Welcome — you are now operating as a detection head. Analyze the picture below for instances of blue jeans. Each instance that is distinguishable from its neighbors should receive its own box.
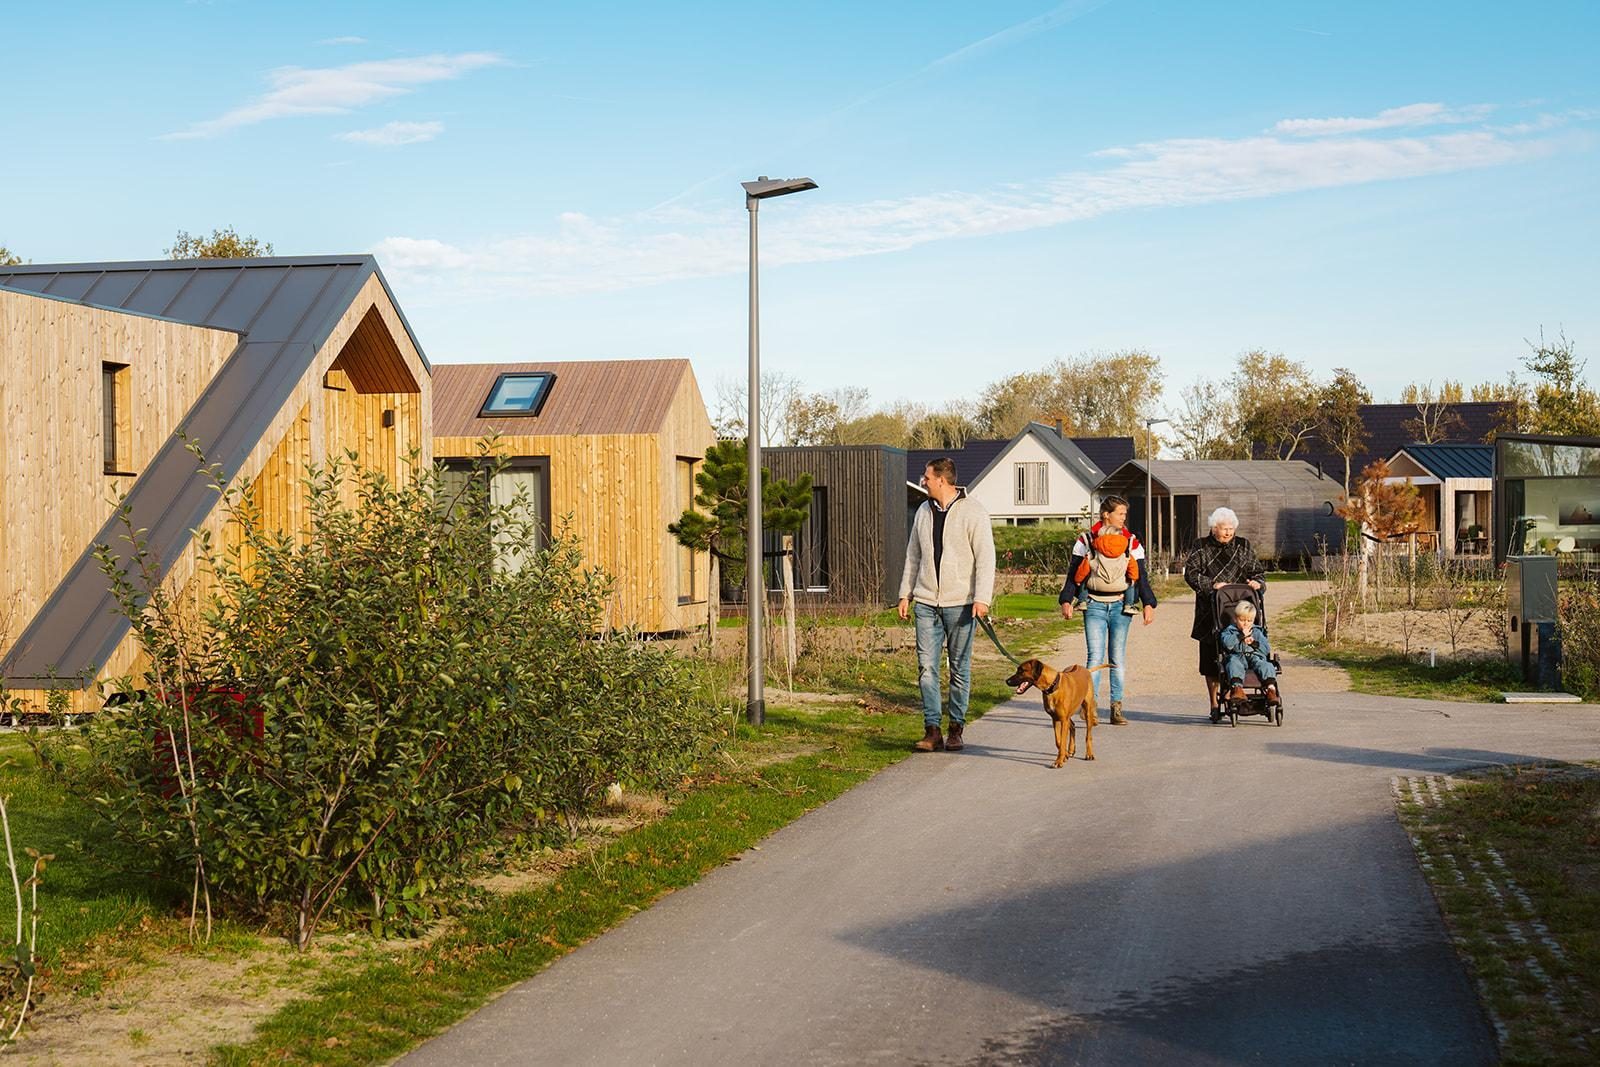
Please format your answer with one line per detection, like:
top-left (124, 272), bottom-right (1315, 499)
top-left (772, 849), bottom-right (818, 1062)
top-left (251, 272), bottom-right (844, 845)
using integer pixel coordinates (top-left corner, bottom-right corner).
top-left (913, 602), bottom-right (975, 728)
top-left (1225, 651), bottom-right (1277, 684)
top-left (1082, 599), bottom-right (1133, 704)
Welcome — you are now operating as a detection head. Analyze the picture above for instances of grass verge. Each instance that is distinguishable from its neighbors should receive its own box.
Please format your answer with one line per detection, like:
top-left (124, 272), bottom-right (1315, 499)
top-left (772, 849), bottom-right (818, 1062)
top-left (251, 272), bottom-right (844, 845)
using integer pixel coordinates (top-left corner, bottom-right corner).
top-left (1396, 763), bottom-right (1600, 1065)
top-left (212, 617), bottom-right (1066, 1064)
top-left (1277, 597), bottom-right (1519, 702)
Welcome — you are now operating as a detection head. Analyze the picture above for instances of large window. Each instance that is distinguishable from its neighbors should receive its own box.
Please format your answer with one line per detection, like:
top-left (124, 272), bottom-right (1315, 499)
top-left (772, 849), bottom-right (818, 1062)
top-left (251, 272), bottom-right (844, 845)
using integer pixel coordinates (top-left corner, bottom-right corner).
top-left (478, 373), bottom-right (555, 417)
top-left (1496, 435), bottom-right (1600, 563)
top-left (1015, 461), bottom-right (1048, 505)
top-left (677, 458), bottom-right (701, 604)
top-left (437, 459), bottom-right (548, 572)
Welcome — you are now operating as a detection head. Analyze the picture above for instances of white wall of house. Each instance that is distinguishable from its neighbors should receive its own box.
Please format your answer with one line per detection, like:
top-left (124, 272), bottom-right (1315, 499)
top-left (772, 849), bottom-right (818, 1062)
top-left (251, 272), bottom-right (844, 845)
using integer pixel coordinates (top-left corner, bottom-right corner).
top-left (968, 433), bottom-right (1096, 525)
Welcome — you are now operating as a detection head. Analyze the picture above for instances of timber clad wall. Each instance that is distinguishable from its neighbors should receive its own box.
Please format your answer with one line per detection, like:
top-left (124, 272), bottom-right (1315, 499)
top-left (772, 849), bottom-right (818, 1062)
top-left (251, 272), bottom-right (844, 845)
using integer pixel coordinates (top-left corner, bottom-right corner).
top-left (0, 257), bottom-right (431, 711)
top-left (433, 359), bottom-right (716, 633)
top-left (762, 446), bottom-right (908, 606)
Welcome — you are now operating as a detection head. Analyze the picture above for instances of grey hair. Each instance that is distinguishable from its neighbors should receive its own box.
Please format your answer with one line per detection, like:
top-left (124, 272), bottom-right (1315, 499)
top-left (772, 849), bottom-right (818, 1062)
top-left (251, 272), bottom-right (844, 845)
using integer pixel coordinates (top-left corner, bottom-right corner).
top-left (1208, 506), bottom-right (1240, 530)
top-left (1233, 600), bottom-right (1257, 619)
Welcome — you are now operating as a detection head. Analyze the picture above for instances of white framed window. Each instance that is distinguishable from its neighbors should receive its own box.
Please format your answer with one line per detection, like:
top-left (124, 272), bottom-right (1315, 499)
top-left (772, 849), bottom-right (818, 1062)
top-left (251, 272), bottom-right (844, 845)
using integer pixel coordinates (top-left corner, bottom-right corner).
top-left (1015, 461), bottom-right (1048, 505)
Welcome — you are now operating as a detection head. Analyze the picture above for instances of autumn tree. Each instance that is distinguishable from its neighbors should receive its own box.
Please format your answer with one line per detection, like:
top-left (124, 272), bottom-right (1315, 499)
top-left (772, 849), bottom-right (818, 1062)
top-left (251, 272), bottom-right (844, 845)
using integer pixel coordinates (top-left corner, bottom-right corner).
top-left (166, 227), bottom-right (274, 260)
top-left (1337, 458), bottom-right (1425, 540)
top-left (1399, 381), bottom-right (1468, 443)
top-left (1520, 329), bottom-right (1600, 436)
top-left (1170, 378), bottom-right (1247, 459)
top-left (0, 245), bottom-right (20, 266)
top-left (786, 387), bottom-right (871, 446)
top-left (975, 351), bottom-right (1164, 438)
top-left (906, 403), bottom-right (977, 449)
top-left (1232, 350), bottom-right (1320, 460)
top-left (1318, 368), bottom-right (1371, 492)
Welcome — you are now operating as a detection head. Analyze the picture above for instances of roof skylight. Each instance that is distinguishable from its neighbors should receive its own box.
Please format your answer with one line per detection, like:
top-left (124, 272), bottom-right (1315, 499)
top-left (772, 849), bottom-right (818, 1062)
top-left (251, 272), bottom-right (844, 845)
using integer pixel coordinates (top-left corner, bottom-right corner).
top-left (480, 372), bottom-right (555, 417)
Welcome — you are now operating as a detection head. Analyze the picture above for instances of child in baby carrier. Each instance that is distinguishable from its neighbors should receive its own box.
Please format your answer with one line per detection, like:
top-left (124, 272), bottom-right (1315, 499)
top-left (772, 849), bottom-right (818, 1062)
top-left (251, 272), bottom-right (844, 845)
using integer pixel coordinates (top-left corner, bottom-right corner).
top-left (1072, 523), bottom-right (1142, 616)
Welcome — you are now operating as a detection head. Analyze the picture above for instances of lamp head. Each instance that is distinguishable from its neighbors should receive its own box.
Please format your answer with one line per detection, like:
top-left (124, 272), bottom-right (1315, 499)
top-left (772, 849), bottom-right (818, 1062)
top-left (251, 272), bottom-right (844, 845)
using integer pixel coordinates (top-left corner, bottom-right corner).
top-left (742, 176), bottom-right (819, 200)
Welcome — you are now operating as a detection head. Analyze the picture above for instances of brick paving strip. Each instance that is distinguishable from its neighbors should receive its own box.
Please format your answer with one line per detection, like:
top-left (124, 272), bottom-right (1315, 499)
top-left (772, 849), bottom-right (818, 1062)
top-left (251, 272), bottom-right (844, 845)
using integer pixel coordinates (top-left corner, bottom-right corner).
top-left (1393, 773), bottom-right (1585, 1054)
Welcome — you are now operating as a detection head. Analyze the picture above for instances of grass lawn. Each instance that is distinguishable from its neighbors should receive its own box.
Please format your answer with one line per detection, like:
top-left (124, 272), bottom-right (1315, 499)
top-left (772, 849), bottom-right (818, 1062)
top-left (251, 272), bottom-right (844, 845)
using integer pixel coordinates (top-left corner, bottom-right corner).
top-left (1396, 763), bottom-right (1600, 1065)
top-left (1276, 598), bottom-right (1520, 702)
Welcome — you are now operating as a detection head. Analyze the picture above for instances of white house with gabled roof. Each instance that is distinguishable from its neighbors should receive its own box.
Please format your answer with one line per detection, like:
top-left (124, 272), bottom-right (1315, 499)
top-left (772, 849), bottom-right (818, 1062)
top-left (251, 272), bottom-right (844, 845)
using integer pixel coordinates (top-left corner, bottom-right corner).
top-left (965, 422), bottom-right (1107, 525)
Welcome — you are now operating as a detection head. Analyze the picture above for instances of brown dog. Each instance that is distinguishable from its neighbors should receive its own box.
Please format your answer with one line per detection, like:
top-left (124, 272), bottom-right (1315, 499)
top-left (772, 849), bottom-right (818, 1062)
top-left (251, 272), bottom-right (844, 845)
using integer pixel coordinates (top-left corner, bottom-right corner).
top-left (1005, 659), bottom-right (1112, 767)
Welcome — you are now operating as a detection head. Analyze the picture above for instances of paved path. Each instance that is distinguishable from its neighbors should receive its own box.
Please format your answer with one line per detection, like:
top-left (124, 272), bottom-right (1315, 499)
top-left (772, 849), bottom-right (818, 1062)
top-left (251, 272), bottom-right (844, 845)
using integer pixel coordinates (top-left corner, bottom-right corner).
top-left (404, 587), bottom-right (1598, 1065)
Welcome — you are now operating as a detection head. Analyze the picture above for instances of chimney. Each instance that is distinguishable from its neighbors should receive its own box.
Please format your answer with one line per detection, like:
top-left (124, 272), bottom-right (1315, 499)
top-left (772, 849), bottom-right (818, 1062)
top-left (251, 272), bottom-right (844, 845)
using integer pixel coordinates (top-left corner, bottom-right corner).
top-left (1053, 419), bottom-right (1064, 438)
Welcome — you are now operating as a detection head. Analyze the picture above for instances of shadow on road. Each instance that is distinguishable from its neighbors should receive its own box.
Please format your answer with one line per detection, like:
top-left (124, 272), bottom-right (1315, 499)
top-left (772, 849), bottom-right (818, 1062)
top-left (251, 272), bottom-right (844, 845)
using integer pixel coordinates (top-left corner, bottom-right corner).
top-left (1266, 741), bottom-right (1557, 772)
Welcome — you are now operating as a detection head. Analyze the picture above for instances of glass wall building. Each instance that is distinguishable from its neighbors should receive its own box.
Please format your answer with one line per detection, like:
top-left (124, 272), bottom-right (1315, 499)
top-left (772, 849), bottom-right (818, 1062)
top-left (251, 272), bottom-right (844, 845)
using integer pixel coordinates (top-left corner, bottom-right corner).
top-left (1495, 434), bottom-right (1600, 565)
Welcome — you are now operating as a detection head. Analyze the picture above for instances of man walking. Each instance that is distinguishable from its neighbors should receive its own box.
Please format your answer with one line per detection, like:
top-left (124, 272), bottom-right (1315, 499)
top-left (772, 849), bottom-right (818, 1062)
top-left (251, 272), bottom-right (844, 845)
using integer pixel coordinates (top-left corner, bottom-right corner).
top-left (897, 458), bottom-right (996, 753)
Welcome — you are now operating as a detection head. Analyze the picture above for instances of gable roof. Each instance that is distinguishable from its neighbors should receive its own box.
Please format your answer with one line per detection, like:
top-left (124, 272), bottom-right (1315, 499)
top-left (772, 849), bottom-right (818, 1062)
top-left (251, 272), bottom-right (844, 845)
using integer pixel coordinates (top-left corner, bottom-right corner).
top-left (432, 359), bottom-right (694, 438)
top-left (968, 422), bottom-right (1105, 490)
top-left (1099, 459), bottom-right (1337, 495)
top-left (1259, 401), bottom-right (1510, 476)
top-left (1388, 442), bottom-right (1494, 480)
top-left (1, 256), bottom-right (426, 689)
top-left (1069, 436), bottom-right (1135, 475)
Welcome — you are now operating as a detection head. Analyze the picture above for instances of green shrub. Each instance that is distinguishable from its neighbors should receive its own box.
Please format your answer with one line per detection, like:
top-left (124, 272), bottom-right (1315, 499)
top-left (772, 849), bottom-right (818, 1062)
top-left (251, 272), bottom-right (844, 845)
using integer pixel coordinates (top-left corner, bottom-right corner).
top-left (993, 524), bottom-right (1082, 576)
top-left (1558, 580), bottom-right (1600, 699)
top-left (38, 453), bottom-right (719, 949)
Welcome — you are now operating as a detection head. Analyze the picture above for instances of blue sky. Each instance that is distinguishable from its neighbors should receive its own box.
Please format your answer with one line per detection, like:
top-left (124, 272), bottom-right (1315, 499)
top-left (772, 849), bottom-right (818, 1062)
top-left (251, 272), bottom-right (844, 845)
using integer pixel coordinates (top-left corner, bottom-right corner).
top-left (5, 1), bottom-right (1598, 412)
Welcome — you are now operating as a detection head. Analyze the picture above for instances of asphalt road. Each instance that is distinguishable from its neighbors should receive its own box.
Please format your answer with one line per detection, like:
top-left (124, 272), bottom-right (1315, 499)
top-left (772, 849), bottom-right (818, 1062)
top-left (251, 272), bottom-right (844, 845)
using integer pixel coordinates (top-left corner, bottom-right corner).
top-left (402, 688), bottom-right (1599, 1066)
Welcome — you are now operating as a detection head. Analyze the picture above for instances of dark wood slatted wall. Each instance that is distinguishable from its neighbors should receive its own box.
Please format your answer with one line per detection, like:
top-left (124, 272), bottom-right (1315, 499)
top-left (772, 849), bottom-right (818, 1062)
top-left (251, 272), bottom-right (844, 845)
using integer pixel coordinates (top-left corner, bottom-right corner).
top-left (762, 445), bottom-right (907, 606)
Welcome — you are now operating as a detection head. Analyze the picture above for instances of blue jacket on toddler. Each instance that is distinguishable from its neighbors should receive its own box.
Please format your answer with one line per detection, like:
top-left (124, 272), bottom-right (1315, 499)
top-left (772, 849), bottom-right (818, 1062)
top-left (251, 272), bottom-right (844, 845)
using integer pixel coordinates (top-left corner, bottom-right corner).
top-left (1220, 622), bottom-right (1277, 684)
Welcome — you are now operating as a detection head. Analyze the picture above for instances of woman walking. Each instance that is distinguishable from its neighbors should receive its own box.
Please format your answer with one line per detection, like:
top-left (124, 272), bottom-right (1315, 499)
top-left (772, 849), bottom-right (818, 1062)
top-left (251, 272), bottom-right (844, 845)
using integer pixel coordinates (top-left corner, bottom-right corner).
top-left (1182, 507), bottom-right (1266, 716)
top-left (1057, 495), bottom-right (1157, 724)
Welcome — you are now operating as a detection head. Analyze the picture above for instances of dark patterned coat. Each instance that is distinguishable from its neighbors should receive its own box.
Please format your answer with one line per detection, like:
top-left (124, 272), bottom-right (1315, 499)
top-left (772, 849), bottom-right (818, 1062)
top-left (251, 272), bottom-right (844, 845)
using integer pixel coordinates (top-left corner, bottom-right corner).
top-left (1183, 535), bottom-right (1266, 640)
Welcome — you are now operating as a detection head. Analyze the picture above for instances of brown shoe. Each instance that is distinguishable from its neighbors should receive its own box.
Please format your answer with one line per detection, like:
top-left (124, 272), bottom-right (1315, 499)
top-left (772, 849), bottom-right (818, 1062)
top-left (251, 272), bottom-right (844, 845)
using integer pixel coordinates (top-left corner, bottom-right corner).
top-left (1109, 701), bottom-right (1127, 725)
top-left (913, 724), bottom-right (944, 752)
top-left (1264, 683), bottom-right (1280, 703)
top-left (1227, 685), bottom-right (1246, 702)
top-left (945, 722), bottom-right (965, 751)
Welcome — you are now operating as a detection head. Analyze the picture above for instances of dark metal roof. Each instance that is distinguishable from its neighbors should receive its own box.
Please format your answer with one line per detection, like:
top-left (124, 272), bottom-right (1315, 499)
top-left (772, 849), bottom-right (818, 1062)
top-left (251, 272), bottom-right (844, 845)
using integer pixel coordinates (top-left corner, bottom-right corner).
top-left (1, 256), bottom-right (428, 689)
top-left (1257, 401), bottom-right (1511, 475)
top-left (1069, 436), bottom-right (1135, 474)
top-left (906, 439), bottom-right (1009, 488)
top-left (1388, 443), bottom-right (1494, 480)
top-left (1098, 459), bottom-right (1338, 495)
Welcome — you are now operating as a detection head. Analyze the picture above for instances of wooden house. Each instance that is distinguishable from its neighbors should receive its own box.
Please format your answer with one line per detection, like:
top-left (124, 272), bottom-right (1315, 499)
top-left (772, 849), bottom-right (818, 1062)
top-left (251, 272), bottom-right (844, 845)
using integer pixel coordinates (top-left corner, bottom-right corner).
top-left (432, 359), bottom-right (716, 633)
top-left (760, 445), bottom-right (909, 606)
top-left (1382, 444), bottom-right (1495, 557)
top-left (1095, 460), bottom-right (1345, 561)
top-left (1, 256), bottom-right (432, 712)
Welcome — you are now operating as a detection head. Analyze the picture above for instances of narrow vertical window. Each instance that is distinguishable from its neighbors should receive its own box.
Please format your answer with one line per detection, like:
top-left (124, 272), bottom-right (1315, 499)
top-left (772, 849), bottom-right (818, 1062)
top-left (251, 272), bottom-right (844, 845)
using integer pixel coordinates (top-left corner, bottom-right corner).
top-left (103, 362), bottom-right (130, 474)
top-left (1015, 461), bottom-right (1047, 505)
top-left (677, 458), bottom-right (700, 603)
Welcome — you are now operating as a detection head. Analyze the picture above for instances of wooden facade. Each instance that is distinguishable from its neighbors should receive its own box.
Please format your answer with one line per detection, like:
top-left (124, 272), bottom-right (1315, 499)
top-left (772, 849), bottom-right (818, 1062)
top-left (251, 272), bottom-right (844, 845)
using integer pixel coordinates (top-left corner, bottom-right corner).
top-left (760, 446), bottom-right (909, 606)
top-left (432, 360), bottom-right (716, 633)
top-left (0, 258), bottom-right (431, 712)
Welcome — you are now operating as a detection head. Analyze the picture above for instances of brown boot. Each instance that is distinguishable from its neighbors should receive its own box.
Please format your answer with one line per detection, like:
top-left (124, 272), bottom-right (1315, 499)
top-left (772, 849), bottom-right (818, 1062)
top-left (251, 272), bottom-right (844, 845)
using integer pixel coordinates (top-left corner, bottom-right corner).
top-left (1264, 683), bottom-right (1280, 704)
top-left (945, 722), bottom-right (965, 751)
top-left (1109, 701), bottom-right (1127, 725)
top-left (913, 724), bottom-right (944, 752)
top-left (1227, 684), bottom-right (1246, 702)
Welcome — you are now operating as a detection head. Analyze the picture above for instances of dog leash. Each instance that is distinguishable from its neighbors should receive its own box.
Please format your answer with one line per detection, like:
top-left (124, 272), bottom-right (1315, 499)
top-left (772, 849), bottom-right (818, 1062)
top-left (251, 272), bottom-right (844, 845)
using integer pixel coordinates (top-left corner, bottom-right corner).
top-left (977, 614), bottom-right (1023, 666)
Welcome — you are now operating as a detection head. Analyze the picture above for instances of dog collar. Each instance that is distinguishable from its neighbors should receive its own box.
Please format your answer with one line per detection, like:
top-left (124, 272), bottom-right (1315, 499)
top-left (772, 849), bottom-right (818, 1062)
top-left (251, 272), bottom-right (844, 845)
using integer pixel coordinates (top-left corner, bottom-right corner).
top-left (1041, 672), bottom-right (1063, 696)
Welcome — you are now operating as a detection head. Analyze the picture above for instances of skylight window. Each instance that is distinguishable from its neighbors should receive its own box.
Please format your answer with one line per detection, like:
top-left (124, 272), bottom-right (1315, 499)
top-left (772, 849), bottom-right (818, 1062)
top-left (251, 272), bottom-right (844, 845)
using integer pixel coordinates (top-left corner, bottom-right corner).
top-left (479, 372), bottom-right (555, 417)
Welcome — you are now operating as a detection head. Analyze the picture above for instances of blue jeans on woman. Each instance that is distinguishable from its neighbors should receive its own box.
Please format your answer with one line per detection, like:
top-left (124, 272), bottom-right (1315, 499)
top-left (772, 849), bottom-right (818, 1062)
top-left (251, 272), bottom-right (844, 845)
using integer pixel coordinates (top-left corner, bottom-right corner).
top-left (1082, 598), bottom-right (1132, 704)
top-left (913, 602), bottom-right (975, 728)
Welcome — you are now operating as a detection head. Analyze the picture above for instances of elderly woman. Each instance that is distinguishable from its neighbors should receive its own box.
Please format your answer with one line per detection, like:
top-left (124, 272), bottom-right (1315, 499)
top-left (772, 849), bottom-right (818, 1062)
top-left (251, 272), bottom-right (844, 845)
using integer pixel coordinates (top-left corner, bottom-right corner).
top-left (1183, 507), bottom-right (1265, 715)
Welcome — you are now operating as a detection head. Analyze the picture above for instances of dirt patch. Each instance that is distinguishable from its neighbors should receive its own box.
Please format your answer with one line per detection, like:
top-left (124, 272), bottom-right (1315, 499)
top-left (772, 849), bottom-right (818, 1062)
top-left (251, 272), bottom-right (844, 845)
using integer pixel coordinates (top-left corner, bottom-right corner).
top-left (1346, 609), bottom-right (1503, 660)
top-left (14, 944), bottom-right (322, 1065)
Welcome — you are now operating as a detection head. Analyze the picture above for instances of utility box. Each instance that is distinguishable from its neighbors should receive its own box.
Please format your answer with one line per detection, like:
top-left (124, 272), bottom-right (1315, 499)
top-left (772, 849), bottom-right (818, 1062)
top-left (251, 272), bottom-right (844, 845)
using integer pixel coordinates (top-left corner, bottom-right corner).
top-left (1506, 555), bottom-right (1558, 684)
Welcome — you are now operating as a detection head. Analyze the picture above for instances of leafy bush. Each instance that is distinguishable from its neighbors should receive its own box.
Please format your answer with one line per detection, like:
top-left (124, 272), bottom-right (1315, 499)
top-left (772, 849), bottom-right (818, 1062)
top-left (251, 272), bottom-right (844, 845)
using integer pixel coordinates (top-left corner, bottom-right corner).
top-left (1558, 580), bottom-right (1600, 699)
top-left (38, 453), bottom-right (719, 948)
top-left (993, 524), bottom-right (1082, 577)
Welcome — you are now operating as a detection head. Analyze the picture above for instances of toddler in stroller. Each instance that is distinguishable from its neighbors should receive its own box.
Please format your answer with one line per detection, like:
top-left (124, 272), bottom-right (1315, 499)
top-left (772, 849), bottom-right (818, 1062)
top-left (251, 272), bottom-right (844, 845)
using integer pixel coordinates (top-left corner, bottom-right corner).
top-left (1210, 584), bottom-right (1284, 726)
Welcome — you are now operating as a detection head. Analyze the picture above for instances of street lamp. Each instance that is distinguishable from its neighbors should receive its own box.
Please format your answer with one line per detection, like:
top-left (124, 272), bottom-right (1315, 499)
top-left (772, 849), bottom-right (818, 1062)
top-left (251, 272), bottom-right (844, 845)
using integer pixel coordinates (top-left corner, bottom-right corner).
top-left (1144, 417), bottom-right (1170, 555)
top-left (742, 174), bottom-right (817, 727)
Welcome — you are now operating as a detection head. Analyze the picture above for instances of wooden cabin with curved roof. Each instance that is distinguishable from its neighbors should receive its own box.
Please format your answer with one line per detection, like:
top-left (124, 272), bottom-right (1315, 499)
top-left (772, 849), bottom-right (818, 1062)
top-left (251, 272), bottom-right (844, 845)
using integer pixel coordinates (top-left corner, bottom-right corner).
top-left (0, 255), bottom-right (432, 712)
top-left (432, 359), bottom-right (716, 633)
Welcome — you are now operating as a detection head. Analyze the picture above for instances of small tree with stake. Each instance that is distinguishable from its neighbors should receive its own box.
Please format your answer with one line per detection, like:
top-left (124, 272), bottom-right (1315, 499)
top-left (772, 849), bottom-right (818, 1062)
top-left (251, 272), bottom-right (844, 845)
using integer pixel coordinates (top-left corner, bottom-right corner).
top-left (669, 440), bottom-right (812, 647)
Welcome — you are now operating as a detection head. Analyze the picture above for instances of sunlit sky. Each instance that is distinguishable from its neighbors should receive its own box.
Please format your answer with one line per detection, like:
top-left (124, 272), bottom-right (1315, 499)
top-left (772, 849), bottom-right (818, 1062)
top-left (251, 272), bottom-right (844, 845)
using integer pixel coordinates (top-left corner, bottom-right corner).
top-left (7, 0), bottom-right (1598, 413)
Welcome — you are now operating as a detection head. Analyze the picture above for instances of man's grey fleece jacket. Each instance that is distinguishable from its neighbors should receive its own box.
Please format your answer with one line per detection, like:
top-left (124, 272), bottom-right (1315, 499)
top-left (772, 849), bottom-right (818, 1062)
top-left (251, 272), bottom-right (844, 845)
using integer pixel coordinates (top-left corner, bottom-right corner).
top-left (899, 494), bottom-right (997, 607)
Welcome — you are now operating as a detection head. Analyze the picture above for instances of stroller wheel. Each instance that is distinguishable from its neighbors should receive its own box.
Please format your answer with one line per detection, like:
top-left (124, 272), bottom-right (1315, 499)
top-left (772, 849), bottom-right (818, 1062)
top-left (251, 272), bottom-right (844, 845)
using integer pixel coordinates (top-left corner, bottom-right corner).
top-left (1228, 710), bottom-right (1238, 727)
top-left (1274, 705), bottom-right (1284, 727)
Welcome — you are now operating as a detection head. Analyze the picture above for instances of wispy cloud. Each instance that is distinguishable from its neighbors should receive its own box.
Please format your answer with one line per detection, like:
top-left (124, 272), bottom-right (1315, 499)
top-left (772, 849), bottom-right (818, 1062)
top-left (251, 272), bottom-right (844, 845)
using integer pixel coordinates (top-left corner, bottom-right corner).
top-left (317, 36), bottom-right (367, 46)
top-left (1273, 102), bottom-right (1493, 136)
top-left (163, 52), bottom-right (505, 139)
top-left (376, 105), bottom-right (1572, 297)
top-left (337, 120), bottom-right (443, 145)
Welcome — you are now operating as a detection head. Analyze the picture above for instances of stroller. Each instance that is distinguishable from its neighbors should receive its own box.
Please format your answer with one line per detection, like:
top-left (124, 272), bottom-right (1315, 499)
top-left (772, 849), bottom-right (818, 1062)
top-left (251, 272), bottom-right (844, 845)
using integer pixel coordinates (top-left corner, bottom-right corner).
top-left (1210, 584), bottom-right (1284, 727)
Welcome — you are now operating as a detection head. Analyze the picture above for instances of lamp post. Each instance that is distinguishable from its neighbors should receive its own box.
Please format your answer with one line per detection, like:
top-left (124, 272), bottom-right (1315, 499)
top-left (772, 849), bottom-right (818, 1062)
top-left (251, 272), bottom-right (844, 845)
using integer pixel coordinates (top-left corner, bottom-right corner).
top-left (742, 175), bottom-right (817, 726)
top-left (1144, 417), bottom-right (1169, 554)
